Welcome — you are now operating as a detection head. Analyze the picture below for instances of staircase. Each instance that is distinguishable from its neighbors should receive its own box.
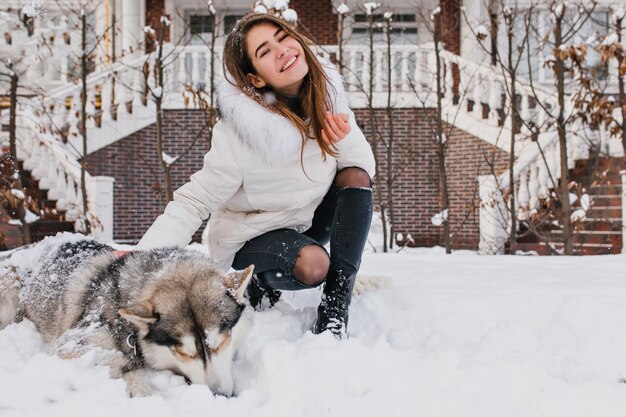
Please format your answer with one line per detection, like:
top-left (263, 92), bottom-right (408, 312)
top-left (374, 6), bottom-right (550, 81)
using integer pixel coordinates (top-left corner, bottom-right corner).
top-left (0, 161), bottom-right (75, 250)
top-left (515, 156), bottom-right (624, 255)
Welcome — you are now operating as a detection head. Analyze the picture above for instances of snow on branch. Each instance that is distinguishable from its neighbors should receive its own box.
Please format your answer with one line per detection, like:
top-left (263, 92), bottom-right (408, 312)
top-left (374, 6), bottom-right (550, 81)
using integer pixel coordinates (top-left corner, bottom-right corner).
top-left (337, 3), bottom-right (350, 15)
top-left (363, 2), bottom-right (381, 16)
top-left (431, 209), bottom-right (449, 226)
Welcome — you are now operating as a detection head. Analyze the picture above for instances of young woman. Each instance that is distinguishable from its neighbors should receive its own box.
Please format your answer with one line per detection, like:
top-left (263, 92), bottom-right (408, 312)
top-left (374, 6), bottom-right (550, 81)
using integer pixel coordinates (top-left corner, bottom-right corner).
top-left (137, 13), bottom-right (375, 339)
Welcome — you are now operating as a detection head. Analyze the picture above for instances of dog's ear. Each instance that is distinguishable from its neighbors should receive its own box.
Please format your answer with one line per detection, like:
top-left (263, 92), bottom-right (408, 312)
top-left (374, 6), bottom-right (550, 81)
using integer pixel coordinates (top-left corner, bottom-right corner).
top-left (119, 301), bottom-right (157, 329)
top-left (224, 264), bottom-right (254, 304)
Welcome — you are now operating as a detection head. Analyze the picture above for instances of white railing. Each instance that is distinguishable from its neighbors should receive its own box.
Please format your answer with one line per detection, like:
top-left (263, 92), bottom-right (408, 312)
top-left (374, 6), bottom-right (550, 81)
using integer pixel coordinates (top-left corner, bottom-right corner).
top-left (0, 24), bottom-right (85, 88)
top-left (11, 106), bottom-right (114, 240)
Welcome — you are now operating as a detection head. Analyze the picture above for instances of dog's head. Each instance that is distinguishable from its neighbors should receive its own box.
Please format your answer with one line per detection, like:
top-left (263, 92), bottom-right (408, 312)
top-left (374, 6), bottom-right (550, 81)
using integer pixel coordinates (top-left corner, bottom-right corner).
top-left (118, 262), bottom-right (254, 396)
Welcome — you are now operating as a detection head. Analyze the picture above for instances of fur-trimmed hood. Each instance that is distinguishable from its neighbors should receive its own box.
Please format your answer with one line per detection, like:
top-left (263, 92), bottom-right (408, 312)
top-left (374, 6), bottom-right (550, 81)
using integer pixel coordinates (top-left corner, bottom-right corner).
top-left (216, 57), bottom-right (350, 165)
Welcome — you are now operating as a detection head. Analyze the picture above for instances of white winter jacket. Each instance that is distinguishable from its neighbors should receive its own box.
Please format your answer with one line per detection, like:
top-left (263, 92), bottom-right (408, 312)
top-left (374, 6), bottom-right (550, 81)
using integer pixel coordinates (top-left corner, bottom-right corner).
top-left (137, 61), bottom-right (375, 268)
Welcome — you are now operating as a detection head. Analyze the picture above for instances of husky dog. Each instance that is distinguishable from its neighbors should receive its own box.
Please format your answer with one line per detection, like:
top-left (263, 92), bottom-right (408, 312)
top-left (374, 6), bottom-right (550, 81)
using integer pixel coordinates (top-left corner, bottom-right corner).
top-left (0, 237), bottom-right (253, 397)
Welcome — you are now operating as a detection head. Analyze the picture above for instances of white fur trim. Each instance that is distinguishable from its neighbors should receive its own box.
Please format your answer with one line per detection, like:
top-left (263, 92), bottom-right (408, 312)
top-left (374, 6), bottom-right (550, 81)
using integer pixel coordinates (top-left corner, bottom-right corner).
top-left (216, 57), bottom-right (349, 165)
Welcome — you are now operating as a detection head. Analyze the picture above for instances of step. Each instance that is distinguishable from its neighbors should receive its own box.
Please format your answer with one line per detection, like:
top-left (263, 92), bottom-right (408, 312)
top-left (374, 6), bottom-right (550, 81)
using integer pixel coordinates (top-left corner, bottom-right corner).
top-left (587, 185), bottom-right (622, 195)
top-left (574, 157), bottom-right (625, 171)
top-left (578, 219), bottom-right (623, 232)
top-left (29, 220), bottom-right (75, 234)
top-left (583, 195), bottom-right (622, 207)
top-left (517, 230), bottom-right (622, 245)
top-left (516, 242), bottom-right (621, 255)
top-left (584, 206), bottom-right (622, 219)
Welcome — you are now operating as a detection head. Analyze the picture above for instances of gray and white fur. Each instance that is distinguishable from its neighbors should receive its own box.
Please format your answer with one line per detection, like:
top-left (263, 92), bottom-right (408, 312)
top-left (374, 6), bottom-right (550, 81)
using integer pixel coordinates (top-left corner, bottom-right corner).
top-left (0, 238), bottom-right (253, 397)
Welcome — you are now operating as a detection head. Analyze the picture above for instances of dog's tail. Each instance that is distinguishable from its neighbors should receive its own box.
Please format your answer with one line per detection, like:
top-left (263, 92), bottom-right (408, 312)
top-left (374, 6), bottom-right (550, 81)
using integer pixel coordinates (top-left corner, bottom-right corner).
top-left (0, 245), bottom-right (30, 329)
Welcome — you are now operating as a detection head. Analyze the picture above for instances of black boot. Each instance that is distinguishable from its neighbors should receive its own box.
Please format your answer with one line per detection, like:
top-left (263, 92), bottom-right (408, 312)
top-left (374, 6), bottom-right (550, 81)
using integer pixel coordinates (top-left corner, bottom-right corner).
top-left (314, 269), bottom-right (356, 339)
top-left (314, 185), bottom-right (372, 339)
top-left (245, 274), bottom-right (281, 311)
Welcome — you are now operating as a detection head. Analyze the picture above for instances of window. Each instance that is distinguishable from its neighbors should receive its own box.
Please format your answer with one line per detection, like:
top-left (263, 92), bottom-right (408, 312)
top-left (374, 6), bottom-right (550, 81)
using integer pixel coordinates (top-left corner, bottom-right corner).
top-left (350, 13), bottom-right (418, 45)
top-left (189, 14), bottom-right (214, 44)
top-left (224, 14), bottom-right (245, 34)
top-left (188, 13), bottom-right (246, 43)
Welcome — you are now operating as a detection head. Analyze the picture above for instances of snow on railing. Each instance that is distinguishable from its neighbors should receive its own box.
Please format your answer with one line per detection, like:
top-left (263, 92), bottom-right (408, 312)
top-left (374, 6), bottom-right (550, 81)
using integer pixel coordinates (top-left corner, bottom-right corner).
top-left (0, 25), bottom-right (84, 87)
top-left (12, 106), bottom-right (114, 240)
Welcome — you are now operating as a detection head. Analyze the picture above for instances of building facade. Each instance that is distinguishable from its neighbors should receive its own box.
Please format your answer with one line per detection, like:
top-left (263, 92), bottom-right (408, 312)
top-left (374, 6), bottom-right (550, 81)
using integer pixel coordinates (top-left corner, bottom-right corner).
top-left (1, 0), bottom-right (624, 254)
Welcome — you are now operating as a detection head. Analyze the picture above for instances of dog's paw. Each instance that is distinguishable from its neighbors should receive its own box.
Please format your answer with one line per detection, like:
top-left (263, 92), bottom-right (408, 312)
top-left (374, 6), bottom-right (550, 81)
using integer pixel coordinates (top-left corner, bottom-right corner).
top-left (124, 370), bottom-right (152, 397)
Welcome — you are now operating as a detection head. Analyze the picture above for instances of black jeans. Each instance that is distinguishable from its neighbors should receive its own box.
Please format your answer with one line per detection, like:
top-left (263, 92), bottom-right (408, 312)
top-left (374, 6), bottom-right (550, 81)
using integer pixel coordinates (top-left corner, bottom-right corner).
top-left (231, 183), bottom-right (373, 291)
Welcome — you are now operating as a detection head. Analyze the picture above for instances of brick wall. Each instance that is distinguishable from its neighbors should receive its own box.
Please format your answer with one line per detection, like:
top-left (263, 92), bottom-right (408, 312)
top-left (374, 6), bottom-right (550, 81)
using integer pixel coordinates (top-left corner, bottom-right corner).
top-left (439, 0), bottom-right (461, 55)
top-left (86, 110), bottom-right (212, 242)
top-left (445, 127), bottom-right (509, 249)
top-left (353, 107), bottom-right (509, 249)
top-left (291, 0), bottom-right (337, 45)
top-left (354, 108), bottom-right (441, 247)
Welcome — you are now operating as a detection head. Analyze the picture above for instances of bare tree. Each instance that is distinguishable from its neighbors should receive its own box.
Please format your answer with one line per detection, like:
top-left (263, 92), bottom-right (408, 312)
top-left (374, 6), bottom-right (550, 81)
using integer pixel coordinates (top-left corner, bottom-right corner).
top-left (464, 1), bottom-right (535, 253)
top-left (0, 5), bottom-right (51, 244)
top-left (0, 59), bottom-right (31, 244)
top-left (383, 11), bottom-right (397, 250)
top-left (138, 3), bottom-right (222, 208)
top-left (574, 7), bottom-right (626, 158)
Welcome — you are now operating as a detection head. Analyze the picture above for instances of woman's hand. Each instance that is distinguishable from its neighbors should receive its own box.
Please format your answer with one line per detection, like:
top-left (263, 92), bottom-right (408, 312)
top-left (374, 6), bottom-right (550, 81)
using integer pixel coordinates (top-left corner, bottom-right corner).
top-left (321, 112), bottom-right (351, 146)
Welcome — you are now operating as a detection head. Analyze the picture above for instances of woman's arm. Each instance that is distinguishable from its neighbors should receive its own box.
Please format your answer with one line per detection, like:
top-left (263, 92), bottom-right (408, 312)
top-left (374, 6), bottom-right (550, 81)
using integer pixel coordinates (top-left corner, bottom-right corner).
top-left (136, 122), bottom-right (243, 250)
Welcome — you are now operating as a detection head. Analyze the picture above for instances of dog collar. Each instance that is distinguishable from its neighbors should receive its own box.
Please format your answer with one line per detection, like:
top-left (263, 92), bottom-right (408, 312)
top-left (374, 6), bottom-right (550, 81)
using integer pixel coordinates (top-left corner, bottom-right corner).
top-left (126, 334), bottom-right (138, 355)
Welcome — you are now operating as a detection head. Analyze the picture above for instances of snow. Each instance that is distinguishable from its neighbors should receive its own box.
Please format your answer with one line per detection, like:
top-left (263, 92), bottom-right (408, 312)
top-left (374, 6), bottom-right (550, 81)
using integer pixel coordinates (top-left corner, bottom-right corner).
top-left (553, 3), bottom-right (564, 18)
top-left (570, 208), bottom-right (586, 222)
top-left (207, 1), bottom-right (217, 15)
top-left (8, 209), bottom-right (40, 225)
top-left (337, 3), bottom-right (350, 15)
top-left (274, 0), bottom-right (289, 10)
top-left (363, 2), bottom-right (380, 16)
top-left (430, 6), bottom-right (441, 21)
top-left (580, 194), bottom-right (591, 211)
top-left (476, 24), bottom-right (489, 39)
top-left (282, 8), bottom-right (298, 23)
top-left (160, 16), bottom-right (171, 27)
top-left (161, 151), bottom-right (178, 166)
top-left (2, 238), bottom-right (626, 416)
top-left (602, 33), bottom-right (619, 47)
top-left (22, 1), bottom-right (43, 18)
top-left (431, 209), bottom-right (449, 226)
top-left (254, 4), bottom-right (268, 14)
top-left (10, 189), bottom-right (25, 199)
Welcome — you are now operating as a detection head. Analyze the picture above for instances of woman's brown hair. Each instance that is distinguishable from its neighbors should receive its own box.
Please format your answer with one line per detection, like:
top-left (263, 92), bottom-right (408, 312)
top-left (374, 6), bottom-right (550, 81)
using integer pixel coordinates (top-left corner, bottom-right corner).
top-left (222, 13), bottom-right (338, 159)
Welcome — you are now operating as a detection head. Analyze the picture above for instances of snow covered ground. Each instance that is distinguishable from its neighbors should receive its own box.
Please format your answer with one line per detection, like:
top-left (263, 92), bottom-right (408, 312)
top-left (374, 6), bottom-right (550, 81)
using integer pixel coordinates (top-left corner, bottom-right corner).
top-left (1, 241), bottom-right (626, 417)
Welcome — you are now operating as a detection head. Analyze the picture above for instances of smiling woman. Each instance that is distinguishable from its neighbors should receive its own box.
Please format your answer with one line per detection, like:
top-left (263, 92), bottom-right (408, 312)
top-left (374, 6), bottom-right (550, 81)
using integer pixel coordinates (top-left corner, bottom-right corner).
top-left (137, 13), bottom-right (376, 340)
top-left (245, 24), bottom-right (308, 95)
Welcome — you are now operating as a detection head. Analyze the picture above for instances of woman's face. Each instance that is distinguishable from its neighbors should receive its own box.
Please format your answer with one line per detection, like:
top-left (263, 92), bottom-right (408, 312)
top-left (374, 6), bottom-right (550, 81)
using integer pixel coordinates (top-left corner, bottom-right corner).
top-left (245, 23), bottom-right (309, 96)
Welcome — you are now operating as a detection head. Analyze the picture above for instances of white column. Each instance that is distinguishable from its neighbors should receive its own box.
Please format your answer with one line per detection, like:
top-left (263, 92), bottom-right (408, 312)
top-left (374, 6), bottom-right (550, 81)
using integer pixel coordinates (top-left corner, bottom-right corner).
top-left (89, 176), bottom-right (116, 242)
top-left (478, 174), bottom-right (509, 254)
top-left (121, 0), bottom-right (143, 56)
top-left (622, 170), bottom-right (626, 254)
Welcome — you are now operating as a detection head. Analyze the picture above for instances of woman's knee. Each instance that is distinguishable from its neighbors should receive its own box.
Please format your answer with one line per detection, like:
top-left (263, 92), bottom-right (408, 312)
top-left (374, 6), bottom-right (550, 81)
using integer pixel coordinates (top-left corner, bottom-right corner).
top-left (335, 167), bottom-right (371, 188)
top-left (293, 245), bottom-right (329, 287)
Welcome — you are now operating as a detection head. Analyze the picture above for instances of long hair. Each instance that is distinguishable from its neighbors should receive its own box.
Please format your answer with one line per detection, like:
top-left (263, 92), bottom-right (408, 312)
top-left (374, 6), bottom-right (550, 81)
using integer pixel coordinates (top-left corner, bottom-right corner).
top-left (222, 13), bottom-right (338, 159)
